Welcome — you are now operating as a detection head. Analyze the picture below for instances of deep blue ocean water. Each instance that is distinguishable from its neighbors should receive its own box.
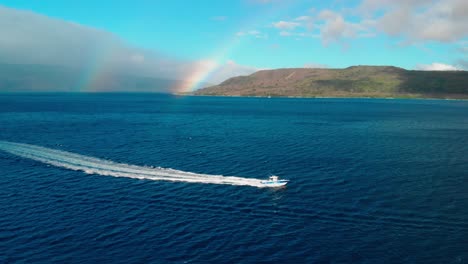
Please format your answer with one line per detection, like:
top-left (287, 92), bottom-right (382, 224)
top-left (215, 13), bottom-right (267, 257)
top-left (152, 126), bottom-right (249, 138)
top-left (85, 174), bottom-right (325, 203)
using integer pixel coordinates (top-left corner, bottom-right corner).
top-left (0, 93), bottom-right (467, 263)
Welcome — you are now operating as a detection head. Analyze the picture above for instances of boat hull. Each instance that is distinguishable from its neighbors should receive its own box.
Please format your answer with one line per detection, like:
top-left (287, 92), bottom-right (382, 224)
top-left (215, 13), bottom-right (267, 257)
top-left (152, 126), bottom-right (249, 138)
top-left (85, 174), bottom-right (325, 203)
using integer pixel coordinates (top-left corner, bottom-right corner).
top-left (260, 180), bottom-right (288, 187)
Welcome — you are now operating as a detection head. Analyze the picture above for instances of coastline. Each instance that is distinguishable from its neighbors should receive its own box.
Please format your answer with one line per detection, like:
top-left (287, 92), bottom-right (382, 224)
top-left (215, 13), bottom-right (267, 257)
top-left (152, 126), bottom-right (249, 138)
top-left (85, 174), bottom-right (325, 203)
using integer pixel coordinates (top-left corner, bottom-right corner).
top-left (176, 93), bottom-right (468, 101)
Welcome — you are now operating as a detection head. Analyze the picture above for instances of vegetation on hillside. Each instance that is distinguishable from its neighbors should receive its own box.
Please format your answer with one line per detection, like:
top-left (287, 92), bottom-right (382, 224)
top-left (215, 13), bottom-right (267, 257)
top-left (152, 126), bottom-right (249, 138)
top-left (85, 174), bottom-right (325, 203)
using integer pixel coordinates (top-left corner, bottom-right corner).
top-left (193, 66), bottom-right (468, 99)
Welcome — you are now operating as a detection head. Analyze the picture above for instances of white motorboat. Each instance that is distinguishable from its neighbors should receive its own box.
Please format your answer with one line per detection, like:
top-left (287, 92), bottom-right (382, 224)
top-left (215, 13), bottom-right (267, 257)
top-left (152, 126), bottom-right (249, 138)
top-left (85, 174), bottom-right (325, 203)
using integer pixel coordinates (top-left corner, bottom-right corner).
top-left (261, 175), bottom-right (289, 187)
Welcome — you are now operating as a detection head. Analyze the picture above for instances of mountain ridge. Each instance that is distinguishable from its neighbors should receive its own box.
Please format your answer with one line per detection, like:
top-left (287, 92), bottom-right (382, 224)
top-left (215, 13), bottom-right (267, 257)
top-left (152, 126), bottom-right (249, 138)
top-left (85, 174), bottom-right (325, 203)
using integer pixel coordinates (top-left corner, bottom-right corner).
top-left (193, 66), bottom-right (468, 99)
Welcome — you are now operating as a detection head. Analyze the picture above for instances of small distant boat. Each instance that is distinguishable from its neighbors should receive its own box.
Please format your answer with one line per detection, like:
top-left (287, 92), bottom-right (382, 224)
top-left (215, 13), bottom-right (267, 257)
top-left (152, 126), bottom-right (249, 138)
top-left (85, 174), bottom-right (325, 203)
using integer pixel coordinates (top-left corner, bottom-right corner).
top-left (261, 175), bottom-right (289, 187)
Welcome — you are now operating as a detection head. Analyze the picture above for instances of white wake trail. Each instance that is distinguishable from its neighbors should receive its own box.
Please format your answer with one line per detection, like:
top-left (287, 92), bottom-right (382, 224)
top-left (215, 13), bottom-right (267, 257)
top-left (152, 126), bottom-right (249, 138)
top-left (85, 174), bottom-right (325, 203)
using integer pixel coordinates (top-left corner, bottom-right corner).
top-left (0, 141), bottom-right (266, 188)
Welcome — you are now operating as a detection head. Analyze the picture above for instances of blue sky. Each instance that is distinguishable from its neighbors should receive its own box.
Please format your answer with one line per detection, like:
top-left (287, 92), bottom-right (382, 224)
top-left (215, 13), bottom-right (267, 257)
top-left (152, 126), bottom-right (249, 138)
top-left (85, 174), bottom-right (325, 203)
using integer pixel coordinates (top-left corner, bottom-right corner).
top-left (0, 0), bottom-right (467, 85)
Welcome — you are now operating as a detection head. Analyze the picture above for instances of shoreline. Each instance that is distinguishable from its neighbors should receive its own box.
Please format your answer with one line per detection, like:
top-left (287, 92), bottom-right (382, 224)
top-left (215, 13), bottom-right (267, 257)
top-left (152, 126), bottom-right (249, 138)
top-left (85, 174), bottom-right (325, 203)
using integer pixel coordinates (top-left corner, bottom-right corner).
top-left (176, 93), bottom-right (468, 101)
top-left (1, 92), bottom-right (466, 101)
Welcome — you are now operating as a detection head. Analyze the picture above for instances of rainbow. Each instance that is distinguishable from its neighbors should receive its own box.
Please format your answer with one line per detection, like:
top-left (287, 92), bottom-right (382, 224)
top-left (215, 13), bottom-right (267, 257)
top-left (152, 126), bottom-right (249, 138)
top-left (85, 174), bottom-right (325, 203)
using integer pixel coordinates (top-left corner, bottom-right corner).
top-left (73, 36), bottom-right (243, 93)
top-left (74, 43), bottom-right (119, 92)
top-left (174, 1), bottom-right (294, 93)
top-left (74, 1), bottom-right (288, 93)
top-left (176, 59), bottom-right (220, 93)
top-left (174, 37), bottom-right (241, 94)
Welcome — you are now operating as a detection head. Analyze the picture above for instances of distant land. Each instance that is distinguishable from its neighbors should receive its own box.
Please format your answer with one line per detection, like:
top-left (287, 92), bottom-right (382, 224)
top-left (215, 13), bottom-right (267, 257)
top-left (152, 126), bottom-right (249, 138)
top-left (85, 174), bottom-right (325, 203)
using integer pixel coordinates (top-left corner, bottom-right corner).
top-left (0, 63), bottom-right (200, 93)
top-left (193, 66), bottom-right (468, 99)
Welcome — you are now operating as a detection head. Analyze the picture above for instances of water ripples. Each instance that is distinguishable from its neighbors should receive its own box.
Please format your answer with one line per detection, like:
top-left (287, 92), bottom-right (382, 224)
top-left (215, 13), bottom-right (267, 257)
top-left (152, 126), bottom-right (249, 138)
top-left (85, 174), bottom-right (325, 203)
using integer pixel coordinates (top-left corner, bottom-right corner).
top-left (1, 95), bottom-right (468, 263)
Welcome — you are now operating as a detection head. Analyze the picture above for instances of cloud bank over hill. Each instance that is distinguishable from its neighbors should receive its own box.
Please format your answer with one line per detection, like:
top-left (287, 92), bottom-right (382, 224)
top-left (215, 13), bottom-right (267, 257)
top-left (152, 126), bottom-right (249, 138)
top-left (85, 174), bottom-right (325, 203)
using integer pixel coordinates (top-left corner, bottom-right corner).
top-left (0, 6), bottom-right (176, 77)
top-left (0, 6), bottom-right (258, 91)
top-left (415, 63), bottom-right (460, 71)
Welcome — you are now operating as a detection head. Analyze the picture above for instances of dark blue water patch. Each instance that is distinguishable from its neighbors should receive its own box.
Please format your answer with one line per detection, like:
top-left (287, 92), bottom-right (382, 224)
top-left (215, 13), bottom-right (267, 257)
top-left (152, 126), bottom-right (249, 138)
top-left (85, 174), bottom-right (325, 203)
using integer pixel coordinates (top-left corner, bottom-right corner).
top-left (0, 93), bottom-right (468, 263)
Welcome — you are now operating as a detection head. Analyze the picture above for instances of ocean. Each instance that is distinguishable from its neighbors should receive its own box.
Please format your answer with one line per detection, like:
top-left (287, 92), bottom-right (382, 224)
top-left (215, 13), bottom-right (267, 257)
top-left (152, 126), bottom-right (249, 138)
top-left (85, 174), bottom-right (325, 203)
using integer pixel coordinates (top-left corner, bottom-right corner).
top-left (0, 93), bottom-right (467, 263)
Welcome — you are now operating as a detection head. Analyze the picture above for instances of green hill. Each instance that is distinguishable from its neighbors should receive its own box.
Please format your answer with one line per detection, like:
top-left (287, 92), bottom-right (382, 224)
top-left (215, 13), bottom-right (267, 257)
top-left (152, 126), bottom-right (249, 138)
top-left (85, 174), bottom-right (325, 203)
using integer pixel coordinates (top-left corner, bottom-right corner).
top-left (193, 66), bottom-right (468, 99)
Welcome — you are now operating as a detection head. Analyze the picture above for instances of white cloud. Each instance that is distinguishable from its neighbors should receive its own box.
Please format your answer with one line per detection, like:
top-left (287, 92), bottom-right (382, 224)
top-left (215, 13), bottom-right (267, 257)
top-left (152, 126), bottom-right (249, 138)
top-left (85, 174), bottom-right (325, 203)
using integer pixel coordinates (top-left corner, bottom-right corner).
top-left (317, 10), bottom-right (360, 45)
top-left (272, 17), bottom-right (316, 38)
top-left (0, 5), bottom-right (188, 80)
top-left (294, 16), bottom-right (315, 30)
top-left (265, 0), bottom-right (465, 68)
top-left (271, 9), bottom-right (371, 45)
top-left (236, 30), bottom-right (268, 39)
top-left (248, 30), bottom-right (261, 35)
top-left (359, 0), bottom-right (429, 14)
top-left (129, 54), bottom-right (145, 63)
top-left (0, 6), bottom-right (111, 66)
top-left (273, 21), bottom-right (300, 30)
top-left (295, 16), bottom-right (312, 21)
top-left (270, 0), bottom-right (467, 47)
top-left (0, 6), bottom-right (262, 91)
top-left (415, 62), bottom-right (460, 71)
top-left (279, 31), bottom-right (318, 38)
top-left (361, 0), bottom-right (468, 43)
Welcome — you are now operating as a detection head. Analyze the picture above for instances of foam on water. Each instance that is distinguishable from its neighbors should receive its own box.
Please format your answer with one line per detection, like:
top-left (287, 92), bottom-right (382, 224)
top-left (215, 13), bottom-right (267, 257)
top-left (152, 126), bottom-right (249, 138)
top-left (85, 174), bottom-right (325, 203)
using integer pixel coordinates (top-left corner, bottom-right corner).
top-left (0, 141), bottom-right (267, 188)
